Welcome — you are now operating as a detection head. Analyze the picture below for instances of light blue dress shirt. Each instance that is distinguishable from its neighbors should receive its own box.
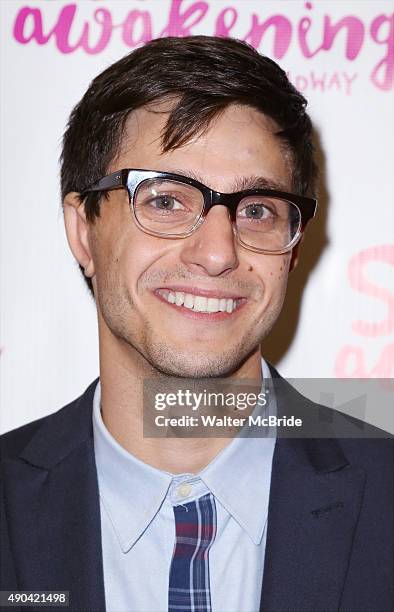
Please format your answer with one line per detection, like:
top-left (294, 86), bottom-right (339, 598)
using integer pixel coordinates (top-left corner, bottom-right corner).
top-left (92, 360), bottom-right (276, 612)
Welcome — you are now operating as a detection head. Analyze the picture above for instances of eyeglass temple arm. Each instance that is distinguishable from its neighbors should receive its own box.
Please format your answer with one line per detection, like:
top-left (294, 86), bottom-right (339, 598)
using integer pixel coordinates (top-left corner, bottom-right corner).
top-left (81, 170), bottom-right (129, 195)
top-left (289, 195), bottom-right (317, 227)
top-left (304, 199), bottom-right (318, 225)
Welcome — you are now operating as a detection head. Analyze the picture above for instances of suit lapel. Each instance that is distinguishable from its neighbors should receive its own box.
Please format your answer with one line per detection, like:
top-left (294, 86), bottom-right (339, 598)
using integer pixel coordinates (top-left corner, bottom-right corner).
top-left (260, 368), bottom-right (366, 611)
top-left (4, 370), bottom-right (368, 612)
top-left (3, 380), bottom-right (106, 612)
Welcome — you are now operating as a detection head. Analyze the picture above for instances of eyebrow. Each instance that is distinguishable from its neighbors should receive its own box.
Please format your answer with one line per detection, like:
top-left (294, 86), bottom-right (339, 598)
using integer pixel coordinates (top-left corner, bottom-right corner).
top-left (167, 168), bottom-right (288, 192)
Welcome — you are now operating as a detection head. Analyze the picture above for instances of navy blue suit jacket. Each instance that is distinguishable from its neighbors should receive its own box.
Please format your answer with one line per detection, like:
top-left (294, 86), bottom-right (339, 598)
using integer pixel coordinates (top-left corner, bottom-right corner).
top-left (1, 372), bottom-right (393, 612)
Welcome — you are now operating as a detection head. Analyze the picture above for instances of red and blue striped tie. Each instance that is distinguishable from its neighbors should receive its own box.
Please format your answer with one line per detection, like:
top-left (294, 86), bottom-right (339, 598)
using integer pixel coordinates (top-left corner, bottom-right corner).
top-left (168, 492), bottom-right (217, 612)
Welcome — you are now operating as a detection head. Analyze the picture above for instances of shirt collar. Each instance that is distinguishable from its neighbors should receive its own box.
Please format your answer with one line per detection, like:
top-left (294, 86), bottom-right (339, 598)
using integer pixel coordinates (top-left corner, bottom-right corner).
top-left (93, 397), bottom-right (173, 553)
top-left (93, 359), bottom-right (276, 552)
top-left (199, 359), bottom-right (276, 545)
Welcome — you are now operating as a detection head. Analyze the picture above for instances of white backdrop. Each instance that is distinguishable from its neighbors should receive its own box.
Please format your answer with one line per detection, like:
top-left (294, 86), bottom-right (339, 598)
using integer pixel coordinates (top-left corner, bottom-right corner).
top-left (1, 0), bottom-right (393, 433)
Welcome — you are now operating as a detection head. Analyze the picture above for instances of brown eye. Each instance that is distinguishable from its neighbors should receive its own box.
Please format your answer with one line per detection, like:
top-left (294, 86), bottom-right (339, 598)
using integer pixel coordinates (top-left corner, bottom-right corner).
top-left (239, 203), bottom-right (274, 220)
top-left (147, 195), bottom-right (183, 211)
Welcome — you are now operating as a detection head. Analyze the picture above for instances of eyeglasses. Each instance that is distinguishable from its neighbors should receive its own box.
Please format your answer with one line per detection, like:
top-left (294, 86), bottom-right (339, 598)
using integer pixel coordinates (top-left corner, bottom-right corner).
top-left (80, 169), bottom-right (317, 254)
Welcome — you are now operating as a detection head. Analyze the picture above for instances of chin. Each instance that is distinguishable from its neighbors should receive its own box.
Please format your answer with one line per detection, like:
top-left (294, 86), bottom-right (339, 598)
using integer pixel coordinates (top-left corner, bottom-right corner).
top-left (143, 341), bottom-right (253, 379)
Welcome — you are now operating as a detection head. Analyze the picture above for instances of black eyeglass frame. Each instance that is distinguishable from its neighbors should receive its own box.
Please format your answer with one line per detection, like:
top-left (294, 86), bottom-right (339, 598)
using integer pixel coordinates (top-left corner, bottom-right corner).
top-left (80, 168), bottom-right (318, 254)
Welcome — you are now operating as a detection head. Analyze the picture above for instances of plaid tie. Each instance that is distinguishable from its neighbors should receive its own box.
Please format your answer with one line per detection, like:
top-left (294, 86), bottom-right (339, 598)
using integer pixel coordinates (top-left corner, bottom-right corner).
top-left (168, 492), bottom-right (217, 612)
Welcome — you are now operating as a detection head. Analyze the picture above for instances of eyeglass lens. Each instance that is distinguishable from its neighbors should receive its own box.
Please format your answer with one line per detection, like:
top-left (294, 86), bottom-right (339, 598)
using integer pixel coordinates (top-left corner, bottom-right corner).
top-left (133, 178), bottom-right (301, 251)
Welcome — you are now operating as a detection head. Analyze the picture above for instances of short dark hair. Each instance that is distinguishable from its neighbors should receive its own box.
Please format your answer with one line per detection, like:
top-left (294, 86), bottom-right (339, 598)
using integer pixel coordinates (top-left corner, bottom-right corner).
top-left (60, 35), bottom-right (317, 295)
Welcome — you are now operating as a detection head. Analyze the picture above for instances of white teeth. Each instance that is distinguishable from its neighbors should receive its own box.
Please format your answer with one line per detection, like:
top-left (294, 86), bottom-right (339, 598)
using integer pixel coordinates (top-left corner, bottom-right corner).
top-left (207, 298), bottom-right (220, 313)
top-left (175, 292), bottom-right (184, 306)
top-left (184, 294), bottom-right (194, 309)
top-left (160, 290), bottom-right (238, 313)
top-left (194, 296), bottom-right (207, 312)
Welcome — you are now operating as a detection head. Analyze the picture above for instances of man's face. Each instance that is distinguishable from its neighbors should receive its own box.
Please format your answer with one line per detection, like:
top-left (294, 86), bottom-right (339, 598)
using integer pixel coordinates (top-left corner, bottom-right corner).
top-left (87, 103), bottom-right (294, 378)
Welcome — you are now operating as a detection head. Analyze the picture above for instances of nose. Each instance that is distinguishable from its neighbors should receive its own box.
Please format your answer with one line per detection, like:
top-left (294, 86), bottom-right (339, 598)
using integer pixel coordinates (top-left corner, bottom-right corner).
top-left (179, 205), bottom-right (239, 276)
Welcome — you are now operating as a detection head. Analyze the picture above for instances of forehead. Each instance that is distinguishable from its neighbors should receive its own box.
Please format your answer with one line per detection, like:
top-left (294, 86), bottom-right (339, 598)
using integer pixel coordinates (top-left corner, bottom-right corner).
top-left (111, 103), bottom-right (293, 191)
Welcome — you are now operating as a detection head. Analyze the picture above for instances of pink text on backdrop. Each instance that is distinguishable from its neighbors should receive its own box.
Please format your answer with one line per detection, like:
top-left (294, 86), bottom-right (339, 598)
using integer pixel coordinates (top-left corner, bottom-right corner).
top-left (335, 245), bottom-right (394, 378)
top-left (12, 1), bottom-right (394, 91)
top-left (287, 71), bottom-right (357, 95)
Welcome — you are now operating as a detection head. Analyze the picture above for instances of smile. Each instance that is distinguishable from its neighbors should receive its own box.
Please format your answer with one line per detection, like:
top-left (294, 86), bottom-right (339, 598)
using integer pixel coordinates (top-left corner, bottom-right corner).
top-left (155, 289), bottom-right (244, 314)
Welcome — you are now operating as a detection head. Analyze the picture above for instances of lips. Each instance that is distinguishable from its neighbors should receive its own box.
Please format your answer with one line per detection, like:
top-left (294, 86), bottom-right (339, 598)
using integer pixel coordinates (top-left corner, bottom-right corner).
top-left (155, 289), bottom-right (244, 314)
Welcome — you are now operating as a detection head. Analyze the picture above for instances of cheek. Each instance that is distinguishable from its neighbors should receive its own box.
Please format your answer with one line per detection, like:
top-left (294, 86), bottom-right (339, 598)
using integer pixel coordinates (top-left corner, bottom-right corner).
top-left (248, 254), bottom-right (291, 285)
top-left (272, 256), bottom-right (291, 291)
top-left (89, 222), bottom-right (130, 299)
top-left (106, 237), bottom-right (151, 292)
top-left (100, 228), bottom-right (177, 297)
top-left (269, 259), bottom-right (290, 280)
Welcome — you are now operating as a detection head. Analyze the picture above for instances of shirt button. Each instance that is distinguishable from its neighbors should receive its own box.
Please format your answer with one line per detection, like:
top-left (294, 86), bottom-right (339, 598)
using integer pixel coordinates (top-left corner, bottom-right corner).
top-left (177, 482), bottom-right (192, 498)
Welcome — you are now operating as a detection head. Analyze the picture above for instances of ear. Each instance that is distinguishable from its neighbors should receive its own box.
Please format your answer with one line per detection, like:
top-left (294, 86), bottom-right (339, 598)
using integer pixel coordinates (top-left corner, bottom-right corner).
top-left (63, 192), bottom-right (95, 278)
top-left (289, 239), bottom-right (302, 272)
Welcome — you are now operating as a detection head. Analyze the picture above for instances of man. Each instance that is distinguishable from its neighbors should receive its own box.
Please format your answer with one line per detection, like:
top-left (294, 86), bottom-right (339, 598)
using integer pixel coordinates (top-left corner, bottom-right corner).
top-left (1, 36), bottom-right (392, 612)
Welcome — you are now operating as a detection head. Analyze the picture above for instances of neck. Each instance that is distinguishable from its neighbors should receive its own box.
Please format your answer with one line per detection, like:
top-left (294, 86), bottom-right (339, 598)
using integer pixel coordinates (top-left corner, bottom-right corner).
top-left (98, 319), bottom-right (262, 475)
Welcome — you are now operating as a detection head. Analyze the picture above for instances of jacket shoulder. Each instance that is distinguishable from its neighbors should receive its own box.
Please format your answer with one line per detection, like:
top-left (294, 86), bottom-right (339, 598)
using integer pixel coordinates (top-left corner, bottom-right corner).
top-left (0, 379), bottom-right (99, 464)
top-left (268, 363), bottom-right (393, 440)
top-left (0, 415), bottom-right (49, 462)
